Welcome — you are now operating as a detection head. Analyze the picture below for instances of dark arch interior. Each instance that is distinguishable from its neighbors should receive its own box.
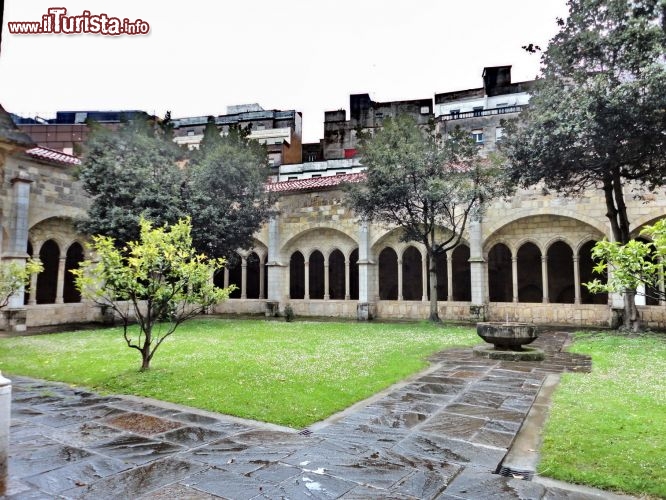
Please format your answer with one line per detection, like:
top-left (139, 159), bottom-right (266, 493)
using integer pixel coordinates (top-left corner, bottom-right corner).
top-left (63, 243), bottom-right (84, 303)
top-left (378, 247), bottom-right (398, 300)
top-left (488, 243), bottom-right (512, 302)
top-left (517, 242), bottom-right (542, 303)
top-left (37, 240), bottom-right (59, 304)
top-left (289, 251), bottom-right (305, 299)
top-left (547, 241), bottom-right (574, 303)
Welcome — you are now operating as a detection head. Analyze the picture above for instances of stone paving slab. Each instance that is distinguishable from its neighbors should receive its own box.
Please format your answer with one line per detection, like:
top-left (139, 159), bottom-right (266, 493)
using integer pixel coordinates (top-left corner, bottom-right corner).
top-left (5, 331), bottom-right (632, 499)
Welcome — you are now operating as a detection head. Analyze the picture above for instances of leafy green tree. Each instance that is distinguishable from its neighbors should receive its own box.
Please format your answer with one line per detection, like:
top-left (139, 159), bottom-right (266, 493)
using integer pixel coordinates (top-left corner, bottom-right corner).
top-left (198, 115), bottom-right (223, 153)
top-left (73, 217), bottom-right (230, 371)
top-left (346, 114), bottom-right (509, 322)
top-left (0, 260), bottom-right (43, 309)
top-left (587, 219), bottom-right (666, 303)
top-left (77, 117), bottom-right (186, 247)
top-left (502, 0), bottom-right (666, 330)
top-left (186, 125), bottom-right (274, 260)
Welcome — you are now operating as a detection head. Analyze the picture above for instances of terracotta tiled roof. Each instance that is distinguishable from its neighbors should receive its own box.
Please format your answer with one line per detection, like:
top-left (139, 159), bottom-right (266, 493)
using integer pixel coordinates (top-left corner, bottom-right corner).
top-left (266, 172), bottom-right (366, 193)
top-left (25, 147), bottom-right (81, 166)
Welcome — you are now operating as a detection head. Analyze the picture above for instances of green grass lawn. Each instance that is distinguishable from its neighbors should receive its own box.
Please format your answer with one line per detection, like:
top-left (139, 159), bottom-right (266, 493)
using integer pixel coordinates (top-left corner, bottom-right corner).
top-left (0, 318), bottom-right (477, 428)
top-left (539, 332), bottom-right (666, 499)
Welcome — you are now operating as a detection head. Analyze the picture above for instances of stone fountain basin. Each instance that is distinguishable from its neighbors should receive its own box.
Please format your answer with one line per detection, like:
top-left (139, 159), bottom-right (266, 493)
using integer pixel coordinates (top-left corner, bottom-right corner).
top-left (476, 322), bottom-right (538, 350)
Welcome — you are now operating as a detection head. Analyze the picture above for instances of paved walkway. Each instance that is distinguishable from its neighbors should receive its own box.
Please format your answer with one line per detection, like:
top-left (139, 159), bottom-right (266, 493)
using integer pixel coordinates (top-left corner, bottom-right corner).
top-left (5, 332), bottom-right (634, 499)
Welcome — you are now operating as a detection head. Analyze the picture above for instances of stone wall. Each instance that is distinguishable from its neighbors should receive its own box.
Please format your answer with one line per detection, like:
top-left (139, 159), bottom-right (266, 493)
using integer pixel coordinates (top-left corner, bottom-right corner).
top-left (25, 303), bottom-right (104, 327)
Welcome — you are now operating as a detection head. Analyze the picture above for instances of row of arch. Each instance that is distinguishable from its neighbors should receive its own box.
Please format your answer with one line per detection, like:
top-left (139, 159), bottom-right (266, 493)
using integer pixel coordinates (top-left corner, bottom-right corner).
top-left (24, 235), bottom-right (657, 307)
top-left (219, 240), bottom-right (658, 305)
top-left (25, 240), bottom-right (84, 305)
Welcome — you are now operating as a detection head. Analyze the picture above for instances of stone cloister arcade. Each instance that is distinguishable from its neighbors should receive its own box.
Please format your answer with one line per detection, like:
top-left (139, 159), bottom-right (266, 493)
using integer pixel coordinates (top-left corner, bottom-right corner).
top-left (216, 215), bottom-right (609, 318)
top-left (3, 143), bottom-right (666, 329)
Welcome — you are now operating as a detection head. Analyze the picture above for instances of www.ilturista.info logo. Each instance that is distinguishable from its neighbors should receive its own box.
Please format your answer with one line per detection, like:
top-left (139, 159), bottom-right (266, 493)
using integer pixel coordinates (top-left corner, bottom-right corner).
top-left (8, 8), bottom-right (150, 35)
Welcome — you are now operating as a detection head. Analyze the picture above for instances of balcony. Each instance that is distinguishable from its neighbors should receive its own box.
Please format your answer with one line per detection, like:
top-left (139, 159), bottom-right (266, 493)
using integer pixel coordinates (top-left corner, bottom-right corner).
top-left (441, 105), bottom-right (527, 121)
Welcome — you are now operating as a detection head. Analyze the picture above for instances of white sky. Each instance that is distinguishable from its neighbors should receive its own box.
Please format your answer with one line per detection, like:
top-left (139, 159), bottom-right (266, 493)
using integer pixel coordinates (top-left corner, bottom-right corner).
top-left (1, 0), bottom-right (569, 143)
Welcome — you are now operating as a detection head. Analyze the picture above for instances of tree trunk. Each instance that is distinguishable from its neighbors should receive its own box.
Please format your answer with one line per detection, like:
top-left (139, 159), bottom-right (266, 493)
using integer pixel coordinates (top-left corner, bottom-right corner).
top-left (429, 267), bottom-right (440, 323)
top-left (139, 330), bottom-right (152, 371)
top-left (623, 291), bottom-right (641, 332)
top-left (603, 172), bottom-right (642, 331)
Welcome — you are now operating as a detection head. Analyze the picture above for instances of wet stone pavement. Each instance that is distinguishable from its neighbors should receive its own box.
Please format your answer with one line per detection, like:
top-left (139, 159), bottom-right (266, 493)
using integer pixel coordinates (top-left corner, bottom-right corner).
top-left (5, 331), bottom-right (629, 499)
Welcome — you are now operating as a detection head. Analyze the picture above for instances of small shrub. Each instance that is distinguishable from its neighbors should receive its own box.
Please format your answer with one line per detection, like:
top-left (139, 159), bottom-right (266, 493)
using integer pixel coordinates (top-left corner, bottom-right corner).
top-left (284, 304), bottom-right (295, 322)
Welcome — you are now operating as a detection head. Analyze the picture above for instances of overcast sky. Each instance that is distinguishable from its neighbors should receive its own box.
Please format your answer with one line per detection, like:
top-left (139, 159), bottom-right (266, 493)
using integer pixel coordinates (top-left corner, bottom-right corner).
top-left (1, 0), bottom-right (569, 143)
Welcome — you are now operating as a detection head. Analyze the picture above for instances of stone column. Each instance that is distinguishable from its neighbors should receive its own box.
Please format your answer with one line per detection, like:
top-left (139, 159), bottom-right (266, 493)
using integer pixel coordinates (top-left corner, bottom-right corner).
top-left (421, 251), bottom-right (428, 302)
top-left (659, 258), bottom-right (665, 306)
top-left (512, 256), bottom-right (519, 302)
top-left (541, 255), bottom-right (549, 303)
top-left (0, 372), bottom-right (9, 496)
top-left (55, 257), bottom-right (66, 304)
top-left (324, 257), bottom-right (330, 300)
top-left (397, 258), bottom-right (404, 301)
top-left (446, 252), bottom-right (453, 301)
top-left (304, 261), bottom-right (310, 300)
top-left (357, 220), bottom-right (376, 320)
top-left (259, 256), bottom-right (265, 300)
top-left (223, 268), bottom-right (229, 289)
top-left (468, 219), bottom-right (486, 306)
top-left (573, 256), bottom-right (581, 304)
top-left (266, 216), bottom-right (285, 303)
top-left (5, 172), bottom-right (33, 311)
top-left (240, 257), bottom-right (247, 299)
top-left (344, 260), bottom-right (350, 300)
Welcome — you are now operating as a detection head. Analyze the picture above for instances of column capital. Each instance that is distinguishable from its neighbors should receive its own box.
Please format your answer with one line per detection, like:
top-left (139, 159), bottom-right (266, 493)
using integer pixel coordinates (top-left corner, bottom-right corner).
top-left (10, 171), bottom-right (33, 185)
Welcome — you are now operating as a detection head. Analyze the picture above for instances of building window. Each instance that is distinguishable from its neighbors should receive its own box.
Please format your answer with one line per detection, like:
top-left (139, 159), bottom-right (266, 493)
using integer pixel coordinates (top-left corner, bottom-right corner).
top-left (311, 174), bottom-right (322, 178)
top-left (288, 176), bottom-right (298, 180)
top-left (450, 109), bottom-right (460, 117)
top-left (420, 106), bottom-right (430, 114)
top-left (495, 127), bottom-right (504, 142)
top-left (336, 171), bottom-right (346, 175)
top-left (473, 106), bottom-right (484, 117)
top-left (187, 130), bottom-right (195, 136)
top-left (471, 130), bottom-right (484, 144)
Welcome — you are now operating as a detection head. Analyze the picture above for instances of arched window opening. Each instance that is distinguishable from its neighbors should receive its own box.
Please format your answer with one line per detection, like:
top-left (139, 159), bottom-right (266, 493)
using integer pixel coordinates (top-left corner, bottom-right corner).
top-left (488, 243), bottom-right (512, 302)
top-left (309, 251), bottom-right (325, 299)
top-left (349, 249), bottom-right (359, 300)
top-left (63, 243), bottom-right (84, 303)
top-left (246, 252), bottom-right (261, 299)
top-left (228, 254), bottom-right (242, 299)
top-left (426, 253), bottom-right (448, 301)
top-left (402, 246), bottom-right (422, 301)
top-left (378, 247), bottom-right (398, 300)
top-left (328, 250), bottom-right (345, 299)
top-left (518, 242), bottom-right (543, 303)
top-left (579, 240), bottom-right (608, 304)
top-left (452, 245), bottom-right (471, 301)
top-left (547, 241), bottom-right (575, 303)
top-left (36, 240), bottom-right (59, 304)
top-left (289, 251), bottom-right (305, 299)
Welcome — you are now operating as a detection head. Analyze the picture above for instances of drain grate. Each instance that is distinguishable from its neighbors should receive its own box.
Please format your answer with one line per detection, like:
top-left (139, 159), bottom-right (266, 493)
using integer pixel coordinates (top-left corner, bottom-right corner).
top-left (497, 465), bottom-right (534, 481)
top-left (298, 428), bottom-right (312, 436)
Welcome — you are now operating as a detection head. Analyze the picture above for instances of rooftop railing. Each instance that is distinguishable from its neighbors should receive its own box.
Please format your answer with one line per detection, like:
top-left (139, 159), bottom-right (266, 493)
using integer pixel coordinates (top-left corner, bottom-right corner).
top-left (440, 105), bottom-right (527, 121)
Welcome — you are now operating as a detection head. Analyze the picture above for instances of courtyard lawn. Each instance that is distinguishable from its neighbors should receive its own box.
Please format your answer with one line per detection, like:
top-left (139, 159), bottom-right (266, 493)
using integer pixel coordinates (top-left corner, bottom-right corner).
top-left (539, 332), bottom-right (666, 499)
top-left (0, 318), bottom-right (477, 428)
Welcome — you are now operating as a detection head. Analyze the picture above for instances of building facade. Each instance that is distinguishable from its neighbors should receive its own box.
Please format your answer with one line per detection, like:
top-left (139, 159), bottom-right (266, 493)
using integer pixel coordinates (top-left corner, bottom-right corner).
top-left (171, 104), bottom-right (303, 168)
top-left (1, 64), bottom-right (665, 332)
